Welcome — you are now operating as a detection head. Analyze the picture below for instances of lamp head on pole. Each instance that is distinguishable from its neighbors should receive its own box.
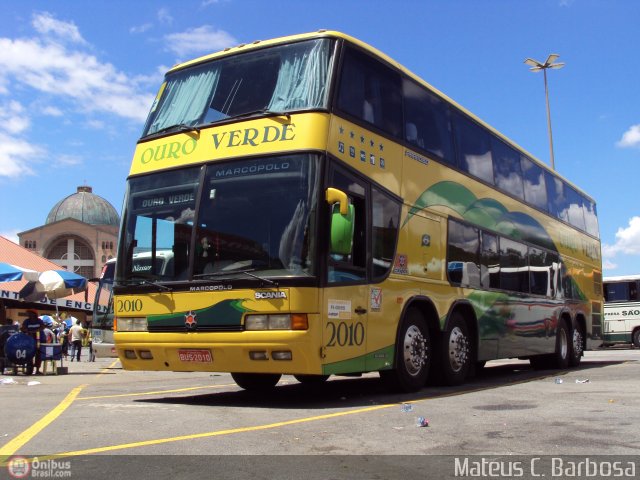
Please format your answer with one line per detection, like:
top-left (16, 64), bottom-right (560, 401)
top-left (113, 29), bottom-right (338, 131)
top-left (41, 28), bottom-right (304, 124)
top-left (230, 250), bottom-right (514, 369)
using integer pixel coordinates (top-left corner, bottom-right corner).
top-left (524, 54), bottom-right (565, 72)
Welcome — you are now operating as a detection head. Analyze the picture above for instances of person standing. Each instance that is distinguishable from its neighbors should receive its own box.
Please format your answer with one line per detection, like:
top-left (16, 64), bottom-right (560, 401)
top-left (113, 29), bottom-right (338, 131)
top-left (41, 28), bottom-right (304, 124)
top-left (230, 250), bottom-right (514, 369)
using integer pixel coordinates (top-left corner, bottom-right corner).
top-left (20, 309), bottom-right (44, 375)
top-left (69, 319), bottom-right (85, 362)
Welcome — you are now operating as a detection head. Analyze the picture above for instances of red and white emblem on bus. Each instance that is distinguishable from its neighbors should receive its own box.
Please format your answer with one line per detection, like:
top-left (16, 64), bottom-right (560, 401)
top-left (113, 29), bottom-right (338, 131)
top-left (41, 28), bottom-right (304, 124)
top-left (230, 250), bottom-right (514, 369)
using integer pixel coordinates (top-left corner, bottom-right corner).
top-left (185, 311), bottom-right (197, 329)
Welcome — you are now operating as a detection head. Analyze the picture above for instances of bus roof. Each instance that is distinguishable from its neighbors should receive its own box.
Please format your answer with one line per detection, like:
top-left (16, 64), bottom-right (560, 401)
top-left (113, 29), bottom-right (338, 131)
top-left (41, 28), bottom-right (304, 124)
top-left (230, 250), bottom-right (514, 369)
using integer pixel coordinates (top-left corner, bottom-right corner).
top-left (166, 30), bottom-right (594, 202)
top-left (604, 275), bottom-right (640, 282)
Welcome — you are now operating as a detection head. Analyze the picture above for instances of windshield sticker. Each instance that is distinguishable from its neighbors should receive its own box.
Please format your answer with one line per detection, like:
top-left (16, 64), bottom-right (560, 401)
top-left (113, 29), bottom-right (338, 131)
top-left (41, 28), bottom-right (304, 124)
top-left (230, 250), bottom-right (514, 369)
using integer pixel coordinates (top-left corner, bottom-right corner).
top-left (328, 299), bottom-right (351, 320)
top-left (370, 288), bottom-right (382, 312)
top-left (393, 254), bottom-right (409, 275)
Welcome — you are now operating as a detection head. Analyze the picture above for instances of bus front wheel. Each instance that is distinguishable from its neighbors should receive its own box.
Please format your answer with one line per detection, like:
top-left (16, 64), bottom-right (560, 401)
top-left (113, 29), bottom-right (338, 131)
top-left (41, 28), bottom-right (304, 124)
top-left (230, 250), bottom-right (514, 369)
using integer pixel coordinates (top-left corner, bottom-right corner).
top-left (633, 329), bottom-right (640, 348)
top-left (231, 372), bottom-right (281, 391)
top-left (551, 320), bottom-right (570, 369)
top-left (380, 308), bottom-right (430, 392)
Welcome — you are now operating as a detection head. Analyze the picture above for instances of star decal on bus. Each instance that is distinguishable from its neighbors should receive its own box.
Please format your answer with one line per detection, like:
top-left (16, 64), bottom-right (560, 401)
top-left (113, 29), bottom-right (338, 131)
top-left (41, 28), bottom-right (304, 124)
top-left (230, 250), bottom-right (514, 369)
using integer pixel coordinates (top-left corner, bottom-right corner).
top-left (185, 310), bottom-right (197, 329)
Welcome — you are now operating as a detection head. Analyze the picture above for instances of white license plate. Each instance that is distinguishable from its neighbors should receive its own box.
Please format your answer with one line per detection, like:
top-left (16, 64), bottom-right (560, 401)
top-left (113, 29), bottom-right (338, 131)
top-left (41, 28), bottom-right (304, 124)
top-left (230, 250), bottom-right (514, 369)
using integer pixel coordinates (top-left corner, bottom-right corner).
top-left (178, 349), bottom-right (213, 363)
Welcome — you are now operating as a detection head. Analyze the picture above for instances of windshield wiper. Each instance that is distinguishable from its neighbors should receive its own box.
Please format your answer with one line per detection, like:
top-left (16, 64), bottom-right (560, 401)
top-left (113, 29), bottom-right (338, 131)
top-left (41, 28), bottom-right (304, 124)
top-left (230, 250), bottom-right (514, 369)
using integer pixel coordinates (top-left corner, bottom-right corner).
top-left (146, 123), bottom-right (200, 137)
top-left (239, 270), bottom-right (278, 287)
top-left (194, 268), bottom-right (278, 287)
top-left (226, 109), bottom-right (291, 121)
top-left (121, 277), bottom-right (173, 292)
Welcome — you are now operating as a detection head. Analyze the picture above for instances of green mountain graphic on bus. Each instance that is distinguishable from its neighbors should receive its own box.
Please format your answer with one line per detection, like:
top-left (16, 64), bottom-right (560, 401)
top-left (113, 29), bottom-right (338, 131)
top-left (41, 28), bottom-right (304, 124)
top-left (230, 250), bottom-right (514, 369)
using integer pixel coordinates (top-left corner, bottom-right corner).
top-left (147, 299), bottom-right (251, 328)
top-left (403, 181), bottom-right (557, 252)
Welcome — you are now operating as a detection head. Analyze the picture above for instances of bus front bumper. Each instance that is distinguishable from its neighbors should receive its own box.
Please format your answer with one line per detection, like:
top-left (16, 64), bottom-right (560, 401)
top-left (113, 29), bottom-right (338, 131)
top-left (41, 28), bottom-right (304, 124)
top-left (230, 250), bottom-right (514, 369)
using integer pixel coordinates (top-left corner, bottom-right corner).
top-left (114, 331), bottom-right (321, 375)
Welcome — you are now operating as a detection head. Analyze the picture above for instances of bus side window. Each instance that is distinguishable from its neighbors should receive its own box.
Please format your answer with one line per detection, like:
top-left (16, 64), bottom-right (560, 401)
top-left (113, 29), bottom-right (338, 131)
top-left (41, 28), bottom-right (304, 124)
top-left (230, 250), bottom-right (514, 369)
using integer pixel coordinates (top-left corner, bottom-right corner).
top-left (629, 282), bottom-right (638, 301)
top-left (447, 220), bottom-right (480, 288)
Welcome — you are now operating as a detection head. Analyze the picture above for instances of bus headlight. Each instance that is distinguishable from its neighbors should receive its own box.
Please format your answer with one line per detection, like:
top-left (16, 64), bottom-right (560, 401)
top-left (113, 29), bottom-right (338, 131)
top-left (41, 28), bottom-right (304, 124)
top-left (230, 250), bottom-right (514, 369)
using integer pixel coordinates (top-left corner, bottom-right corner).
top-left (245, 314), bottom-right (308, 330)
top-left (117, 317), bottom-right (148, 332)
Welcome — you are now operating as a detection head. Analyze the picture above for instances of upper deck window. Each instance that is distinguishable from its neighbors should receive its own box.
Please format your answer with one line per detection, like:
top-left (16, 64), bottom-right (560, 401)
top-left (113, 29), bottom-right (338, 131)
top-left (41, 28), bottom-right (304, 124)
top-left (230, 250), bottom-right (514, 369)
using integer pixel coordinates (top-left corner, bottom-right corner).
top-left (452, 112), bottom-right (494, 185)
top-left (142, 39), bottom-right (335, 137)
top-left (336, 46), bottom-right (402, 138)
top-left (402, 78), bottom-right (454, 164)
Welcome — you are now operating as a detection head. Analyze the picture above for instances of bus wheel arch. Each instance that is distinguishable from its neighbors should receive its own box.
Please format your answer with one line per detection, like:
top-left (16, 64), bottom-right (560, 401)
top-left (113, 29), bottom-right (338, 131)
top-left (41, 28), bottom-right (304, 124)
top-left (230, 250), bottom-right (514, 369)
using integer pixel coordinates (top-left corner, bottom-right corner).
top-left (380, 299), bottom-right (436, 392)
top-left (440, 303), bottom-right (476, 386)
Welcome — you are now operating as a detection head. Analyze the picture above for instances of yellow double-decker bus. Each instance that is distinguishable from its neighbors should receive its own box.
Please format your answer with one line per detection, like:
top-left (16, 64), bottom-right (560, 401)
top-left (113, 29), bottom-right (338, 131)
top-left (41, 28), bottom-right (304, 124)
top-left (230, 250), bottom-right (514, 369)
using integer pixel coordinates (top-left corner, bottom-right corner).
top-left (114, 30), bottom-right (603, 392)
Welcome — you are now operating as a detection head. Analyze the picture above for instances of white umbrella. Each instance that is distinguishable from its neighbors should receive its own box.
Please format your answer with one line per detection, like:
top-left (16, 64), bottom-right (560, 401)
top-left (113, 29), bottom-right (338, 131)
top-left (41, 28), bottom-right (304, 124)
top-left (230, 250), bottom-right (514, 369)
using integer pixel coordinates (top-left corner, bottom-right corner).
top-left (19, 269), bottom-right (88, 302)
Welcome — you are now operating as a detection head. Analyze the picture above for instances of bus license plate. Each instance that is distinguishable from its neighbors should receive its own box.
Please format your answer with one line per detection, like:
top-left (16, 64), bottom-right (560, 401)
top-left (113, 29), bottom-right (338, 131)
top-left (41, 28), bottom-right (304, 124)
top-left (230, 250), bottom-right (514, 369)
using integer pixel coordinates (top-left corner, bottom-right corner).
top-left (178, 349), bottom-right (213, 363)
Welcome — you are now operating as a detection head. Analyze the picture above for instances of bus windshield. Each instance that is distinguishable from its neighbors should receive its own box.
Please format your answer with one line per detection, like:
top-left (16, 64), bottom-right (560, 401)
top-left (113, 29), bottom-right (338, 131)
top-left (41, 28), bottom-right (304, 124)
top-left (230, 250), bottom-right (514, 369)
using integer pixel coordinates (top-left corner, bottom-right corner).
top-left (119, 154), bottom-right (320, 283)
top-left (142, 38), bottom-right (334, 137)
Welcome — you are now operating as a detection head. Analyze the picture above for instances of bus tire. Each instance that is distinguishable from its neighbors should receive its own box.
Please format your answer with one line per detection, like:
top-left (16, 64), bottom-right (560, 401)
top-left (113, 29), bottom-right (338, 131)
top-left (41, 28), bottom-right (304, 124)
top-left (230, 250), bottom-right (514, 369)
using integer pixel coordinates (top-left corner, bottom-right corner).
top-left (550, 319), bottom-right (570, 369)
top-left (231, 373), bottom-right (281, 391)
top-left (440, 311), bottom-right (471, 386)
top-left (380, 308), bottom-right (430, 392)
top-left (569, 321), bottom-right (584, 367)
top-left (633, 329), bottom-right (640, 348)
top-left (294, 374), bottom-right (330, 385)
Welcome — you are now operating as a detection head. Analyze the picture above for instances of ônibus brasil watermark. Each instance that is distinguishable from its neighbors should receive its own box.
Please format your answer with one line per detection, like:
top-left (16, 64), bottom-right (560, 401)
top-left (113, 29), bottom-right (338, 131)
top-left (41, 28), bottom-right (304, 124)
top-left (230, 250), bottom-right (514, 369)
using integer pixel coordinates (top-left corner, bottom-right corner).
top-left (6, 456), bottom-right (71, 479)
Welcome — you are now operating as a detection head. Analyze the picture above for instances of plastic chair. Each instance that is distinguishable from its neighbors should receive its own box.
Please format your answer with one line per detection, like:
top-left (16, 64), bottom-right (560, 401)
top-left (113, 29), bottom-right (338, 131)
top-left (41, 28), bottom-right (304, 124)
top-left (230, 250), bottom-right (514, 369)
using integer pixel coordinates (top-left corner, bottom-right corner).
top-left (40, 343), bottom-right (63, 375)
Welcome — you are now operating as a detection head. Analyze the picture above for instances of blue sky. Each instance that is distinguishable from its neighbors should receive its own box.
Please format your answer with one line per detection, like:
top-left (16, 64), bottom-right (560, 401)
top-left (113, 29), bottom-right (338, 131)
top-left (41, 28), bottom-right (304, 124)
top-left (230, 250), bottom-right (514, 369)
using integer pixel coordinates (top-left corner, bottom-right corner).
top-left (0, 0), bottom-right (639, 276)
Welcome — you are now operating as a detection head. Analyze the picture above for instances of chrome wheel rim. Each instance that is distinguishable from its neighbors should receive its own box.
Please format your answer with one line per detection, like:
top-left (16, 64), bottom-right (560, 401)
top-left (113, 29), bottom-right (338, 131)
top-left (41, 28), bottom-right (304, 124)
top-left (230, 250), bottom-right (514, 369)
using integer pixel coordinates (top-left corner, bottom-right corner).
top-left (448, 326), bottom-right (469, 373)
top-left (572, 329), bottom-right (583, 358)
top-left (559, 327), bottom-right (568, 360)
top-left (403, 325), bottom-right (428, 376)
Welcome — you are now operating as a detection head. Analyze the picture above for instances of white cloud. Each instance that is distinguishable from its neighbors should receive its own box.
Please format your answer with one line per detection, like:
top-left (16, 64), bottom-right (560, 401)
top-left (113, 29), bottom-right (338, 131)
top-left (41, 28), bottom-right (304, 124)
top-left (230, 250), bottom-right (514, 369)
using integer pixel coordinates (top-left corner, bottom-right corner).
top-left (617, 124), bottom-right (640, 148)
top-left (0, 12), bottom-right (155, 179)
top-left (42, 105), bottom-right (63, 116)
top-left (0, 13), bottom-right (153, 123)
top-left (603, 259), bottom-right (617, 271)
top-left (55, 154), bottom-right (83, 166)
top-left (603, 216), bottom-right (640, 260)
top-left (0, 231), bottom-right (20, 244)
top-left (32, 11), bottom-right (86, 44)
top-left (157, 8), bottom-right (174, 25)
top-left (0, 100), bottom-right (30, 134)
top-left (164, 26), bottom-right (236, 57)
top-left (130, 23), bottom-right (153, 34)
top-left (0, 132), bottom-right (44, 177)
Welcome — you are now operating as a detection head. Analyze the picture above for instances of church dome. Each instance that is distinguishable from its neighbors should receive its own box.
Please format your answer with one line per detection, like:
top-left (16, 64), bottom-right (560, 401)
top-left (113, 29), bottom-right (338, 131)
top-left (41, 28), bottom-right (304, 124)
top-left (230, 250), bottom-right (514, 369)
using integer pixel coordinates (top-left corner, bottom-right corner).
top-left (46, 185), bottom-right (120, 226)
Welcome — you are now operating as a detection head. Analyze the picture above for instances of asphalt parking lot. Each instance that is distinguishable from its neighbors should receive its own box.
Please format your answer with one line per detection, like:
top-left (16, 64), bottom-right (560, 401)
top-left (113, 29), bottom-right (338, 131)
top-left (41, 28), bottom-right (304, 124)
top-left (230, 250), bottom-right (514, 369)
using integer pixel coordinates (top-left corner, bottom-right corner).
top-left (1, 348), bottom-right (639, 479)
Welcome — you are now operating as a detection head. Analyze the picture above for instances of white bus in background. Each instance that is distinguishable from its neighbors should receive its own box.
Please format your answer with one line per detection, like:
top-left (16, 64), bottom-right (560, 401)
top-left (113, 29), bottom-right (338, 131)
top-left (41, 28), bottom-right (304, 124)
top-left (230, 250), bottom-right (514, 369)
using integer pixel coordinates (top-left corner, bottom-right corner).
top-left (90, 259), bottom-right (117, 358)
top-left (90, 252), bottom-right (175, 358)
top-left (603, 275), bottom-right (640, 348)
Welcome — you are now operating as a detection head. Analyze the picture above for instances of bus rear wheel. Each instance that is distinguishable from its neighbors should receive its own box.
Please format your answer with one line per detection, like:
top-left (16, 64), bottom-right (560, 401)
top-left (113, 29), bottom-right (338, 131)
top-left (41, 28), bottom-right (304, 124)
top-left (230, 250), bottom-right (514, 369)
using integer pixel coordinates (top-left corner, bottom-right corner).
top-left (231, 373), bottom-right (281, 391)
top-left (633, 329), bottom-right (640, 348)
top-left (441, 311), bottom-right (471, 386)
top-left (380, 308), bottom-right (430, 392)
top-left (569, 322), bottom-right (584, 367)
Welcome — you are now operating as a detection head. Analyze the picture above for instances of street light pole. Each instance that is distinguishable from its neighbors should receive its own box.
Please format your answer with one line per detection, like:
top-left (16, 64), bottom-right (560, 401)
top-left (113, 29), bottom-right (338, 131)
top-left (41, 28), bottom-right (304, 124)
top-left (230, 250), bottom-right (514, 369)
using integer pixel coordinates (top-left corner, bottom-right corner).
top-left (524, 54), bottom-right (565, 170)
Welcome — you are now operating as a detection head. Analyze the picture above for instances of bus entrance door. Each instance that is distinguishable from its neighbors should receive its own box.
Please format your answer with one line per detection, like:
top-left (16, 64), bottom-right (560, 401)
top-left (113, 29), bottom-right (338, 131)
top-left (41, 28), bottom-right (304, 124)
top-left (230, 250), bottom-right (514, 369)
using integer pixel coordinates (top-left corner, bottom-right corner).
top-left (321, 285), bottom-right (368, 375)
